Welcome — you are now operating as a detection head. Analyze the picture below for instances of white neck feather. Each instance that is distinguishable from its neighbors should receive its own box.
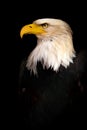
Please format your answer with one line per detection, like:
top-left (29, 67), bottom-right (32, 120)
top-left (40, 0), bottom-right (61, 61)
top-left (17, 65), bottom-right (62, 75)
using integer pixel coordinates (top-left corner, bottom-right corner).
top-left (26, 35), bottom-right (76, 75)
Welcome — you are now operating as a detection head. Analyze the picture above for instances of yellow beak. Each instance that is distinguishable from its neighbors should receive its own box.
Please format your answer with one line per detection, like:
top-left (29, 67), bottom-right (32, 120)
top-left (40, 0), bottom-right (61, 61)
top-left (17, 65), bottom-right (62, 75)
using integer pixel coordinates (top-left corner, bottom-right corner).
top-left (20, 23), bottom-right (46, 38)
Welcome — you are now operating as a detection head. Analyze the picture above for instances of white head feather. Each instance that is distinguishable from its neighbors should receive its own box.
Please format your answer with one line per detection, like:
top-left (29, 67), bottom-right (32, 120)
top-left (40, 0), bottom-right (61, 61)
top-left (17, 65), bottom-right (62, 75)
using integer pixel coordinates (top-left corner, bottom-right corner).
top-left (26, 18), bottom-right (76, 75)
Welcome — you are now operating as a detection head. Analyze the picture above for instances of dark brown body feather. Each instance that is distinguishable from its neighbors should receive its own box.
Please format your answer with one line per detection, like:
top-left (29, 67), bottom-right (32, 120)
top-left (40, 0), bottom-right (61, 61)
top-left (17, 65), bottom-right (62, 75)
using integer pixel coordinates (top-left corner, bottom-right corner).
top-left (17, 50), bottom-right (87, 129)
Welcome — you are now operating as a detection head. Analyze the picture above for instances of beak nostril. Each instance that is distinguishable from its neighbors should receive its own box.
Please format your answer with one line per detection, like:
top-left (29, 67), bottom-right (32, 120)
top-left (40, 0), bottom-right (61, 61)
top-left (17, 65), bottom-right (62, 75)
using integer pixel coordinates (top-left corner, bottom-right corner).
top-left (29, 26), bottom-right (32, 28)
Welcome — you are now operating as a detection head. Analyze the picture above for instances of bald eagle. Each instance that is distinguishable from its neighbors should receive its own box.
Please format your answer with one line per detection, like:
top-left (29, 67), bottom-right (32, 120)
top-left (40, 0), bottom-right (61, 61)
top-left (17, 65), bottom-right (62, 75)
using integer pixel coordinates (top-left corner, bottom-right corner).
top-left (18, 18), bottom-right (87, 129)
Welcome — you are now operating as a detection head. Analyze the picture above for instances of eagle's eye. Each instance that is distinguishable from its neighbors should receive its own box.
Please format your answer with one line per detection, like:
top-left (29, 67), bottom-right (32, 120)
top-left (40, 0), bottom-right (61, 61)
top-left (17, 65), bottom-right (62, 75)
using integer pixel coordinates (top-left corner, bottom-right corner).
top-left (41, 23), bottom-right (48, 29)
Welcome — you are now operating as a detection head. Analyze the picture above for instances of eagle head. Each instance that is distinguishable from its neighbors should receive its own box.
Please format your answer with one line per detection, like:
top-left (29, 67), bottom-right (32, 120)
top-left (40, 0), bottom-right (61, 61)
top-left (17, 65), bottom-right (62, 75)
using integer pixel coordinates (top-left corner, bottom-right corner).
top-left (20, 18), bottom-right (76, 75)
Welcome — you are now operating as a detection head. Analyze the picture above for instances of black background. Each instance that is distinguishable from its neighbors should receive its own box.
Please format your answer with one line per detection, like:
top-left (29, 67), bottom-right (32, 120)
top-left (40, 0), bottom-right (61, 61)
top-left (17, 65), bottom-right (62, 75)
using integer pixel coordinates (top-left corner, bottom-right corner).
top-left (4, 1), bottom-right (87, 128)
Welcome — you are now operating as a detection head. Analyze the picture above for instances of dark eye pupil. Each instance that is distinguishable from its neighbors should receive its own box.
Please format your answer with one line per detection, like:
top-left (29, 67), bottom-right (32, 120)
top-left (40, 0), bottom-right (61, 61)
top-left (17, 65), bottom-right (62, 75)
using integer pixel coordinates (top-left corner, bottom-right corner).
top-left (41, 23), bottom-right (48, 27)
